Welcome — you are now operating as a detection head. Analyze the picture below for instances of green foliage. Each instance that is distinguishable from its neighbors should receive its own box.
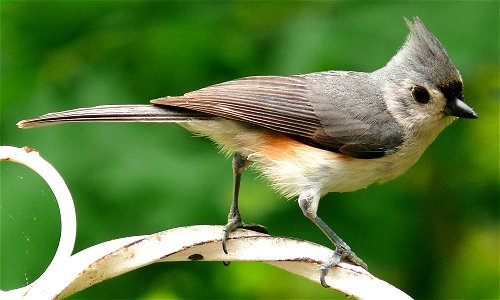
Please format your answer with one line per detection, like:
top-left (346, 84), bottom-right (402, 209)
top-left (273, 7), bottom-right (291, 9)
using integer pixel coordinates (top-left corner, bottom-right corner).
top-left (1, 1), bottom-right (498, 299)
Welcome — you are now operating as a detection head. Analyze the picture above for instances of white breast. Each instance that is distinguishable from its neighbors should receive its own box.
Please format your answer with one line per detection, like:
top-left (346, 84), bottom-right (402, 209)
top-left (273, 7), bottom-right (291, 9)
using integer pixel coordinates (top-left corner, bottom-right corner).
top-left (182, 118), bottom-right (445, 199)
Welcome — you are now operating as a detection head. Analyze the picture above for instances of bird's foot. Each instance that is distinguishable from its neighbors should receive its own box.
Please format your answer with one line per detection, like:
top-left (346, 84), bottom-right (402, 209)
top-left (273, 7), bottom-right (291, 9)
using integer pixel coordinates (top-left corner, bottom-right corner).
top-left (320, 246), bottom-right (368, 288)
top-left (222, 218), bottom-right (268, 254)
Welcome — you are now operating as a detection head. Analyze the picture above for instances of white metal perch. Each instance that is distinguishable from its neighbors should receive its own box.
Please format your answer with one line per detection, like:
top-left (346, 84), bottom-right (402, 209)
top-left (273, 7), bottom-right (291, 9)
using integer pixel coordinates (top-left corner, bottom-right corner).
top-left (0, 145), bottom-right (412, 300)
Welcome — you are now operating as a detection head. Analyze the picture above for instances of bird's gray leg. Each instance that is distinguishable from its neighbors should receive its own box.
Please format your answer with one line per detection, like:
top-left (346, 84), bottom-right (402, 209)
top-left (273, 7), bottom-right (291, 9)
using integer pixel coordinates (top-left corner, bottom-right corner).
top-left (298, 190), bottom-right (368, 288)
top-left (222, 152), bottom-right (267, 254)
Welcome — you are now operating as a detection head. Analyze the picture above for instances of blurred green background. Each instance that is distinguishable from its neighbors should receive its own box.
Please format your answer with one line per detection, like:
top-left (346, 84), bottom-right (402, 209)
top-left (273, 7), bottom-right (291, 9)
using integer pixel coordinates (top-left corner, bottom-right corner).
top-left (1, 1), bottom-right (498, 299)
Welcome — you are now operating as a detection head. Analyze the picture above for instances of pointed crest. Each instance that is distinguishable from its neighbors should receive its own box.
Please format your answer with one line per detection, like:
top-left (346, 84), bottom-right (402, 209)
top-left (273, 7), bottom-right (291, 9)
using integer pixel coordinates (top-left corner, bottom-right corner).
top-left (388, 17), bottom-right (462, 87)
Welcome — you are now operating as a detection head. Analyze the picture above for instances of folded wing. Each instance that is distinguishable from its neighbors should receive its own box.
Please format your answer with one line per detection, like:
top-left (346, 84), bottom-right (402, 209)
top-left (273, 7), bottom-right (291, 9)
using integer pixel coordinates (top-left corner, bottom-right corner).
top-left (151, 74), bottom-right (403, 159)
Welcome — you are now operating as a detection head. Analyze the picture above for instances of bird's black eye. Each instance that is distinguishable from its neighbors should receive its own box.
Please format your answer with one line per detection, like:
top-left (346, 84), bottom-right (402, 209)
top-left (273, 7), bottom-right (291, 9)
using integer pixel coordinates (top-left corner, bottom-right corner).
top-left (411, 86), bottom-right (430, 103)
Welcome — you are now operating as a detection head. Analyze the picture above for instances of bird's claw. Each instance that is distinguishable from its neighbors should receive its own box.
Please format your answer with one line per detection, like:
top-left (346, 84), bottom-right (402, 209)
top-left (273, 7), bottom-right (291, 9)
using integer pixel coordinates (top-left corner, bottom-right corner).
top-left (222, 218), bottom-right (242, 254)
top-left (222, 220), bottom-right (268, 254)
top-left (319, 246), bottom-right (368, 288)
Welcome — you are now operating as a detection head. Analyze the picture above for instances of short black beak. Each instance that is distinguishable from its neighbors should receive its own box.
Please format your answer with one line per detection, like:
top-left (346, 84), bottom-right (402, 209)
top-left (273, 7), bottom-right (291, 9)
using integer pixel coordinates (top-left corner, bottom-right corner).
top-left (444, 98), bottom-right (478, 119)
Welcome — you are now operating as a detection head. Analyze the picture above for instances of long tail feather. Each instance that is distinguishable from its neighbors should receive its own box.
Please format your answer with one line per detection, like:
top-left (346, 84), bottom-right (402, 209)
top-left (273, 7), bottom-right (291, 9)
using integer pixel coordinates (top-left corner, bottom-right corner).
top-left (17, 104), bottom-right (213, 129)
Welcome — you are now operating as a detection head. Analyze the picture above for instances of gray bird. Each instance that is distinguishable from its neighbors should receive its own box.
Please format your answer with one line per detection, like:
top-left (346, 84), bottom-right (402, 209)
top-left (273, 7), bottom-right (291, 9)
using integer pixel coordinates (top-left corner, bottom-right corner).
top-left (17, 17), bottom-right (477, 287)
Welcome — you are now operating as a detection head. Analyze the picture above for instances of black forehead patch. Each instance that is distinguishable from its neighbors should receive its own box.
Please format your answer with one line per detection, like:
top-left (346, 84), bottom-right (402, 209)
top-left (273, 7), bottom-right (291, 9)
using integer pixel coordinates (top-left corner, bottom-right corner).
top-left (439, 81), bottom-right (463, 102)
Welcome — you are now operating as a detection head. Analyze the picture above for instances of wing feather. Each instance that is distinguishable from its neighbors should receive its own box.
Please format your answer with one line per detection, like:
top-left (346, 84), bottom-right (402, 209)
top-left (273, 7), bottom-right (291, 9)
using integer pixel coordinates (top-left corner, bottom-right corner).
top-left (152, 75), bottom-right (322, 137)
top-left (151, 74), bottom-right (404, 159)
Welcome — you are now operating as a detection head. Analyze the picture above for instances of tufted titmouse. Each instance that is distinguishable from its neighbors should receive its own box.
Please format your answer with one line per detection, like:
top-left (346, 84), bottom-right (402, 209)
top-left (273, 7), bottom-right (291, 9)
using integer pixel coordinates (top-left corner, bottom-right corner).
top-left (17, 18), bottom-right (477, 287)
